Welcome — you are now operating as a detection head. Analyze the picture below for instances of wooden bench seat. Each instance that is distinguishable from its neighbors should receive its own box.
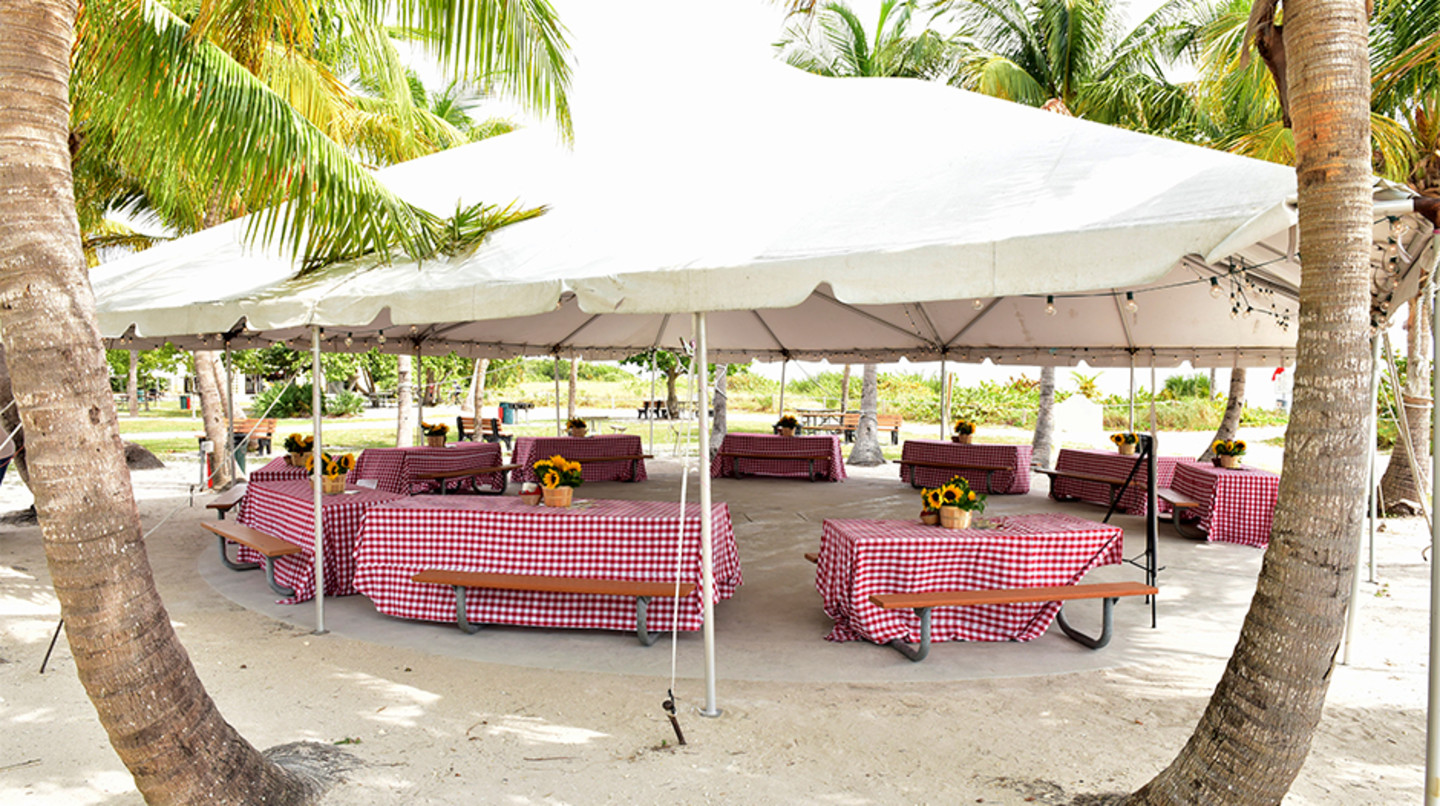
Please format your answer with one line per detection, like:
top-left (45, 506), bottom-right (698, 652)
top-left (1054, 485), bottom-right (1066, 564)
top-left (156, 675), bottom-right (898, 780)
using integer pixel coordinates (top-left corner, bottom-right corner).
top-left (455, 416), bottom-right (513, 449)
top-left (206, 484), bottom-right (247, 520)
top-left (1156, 487), bottom-right (1206, 538)
top-left (414, 463), bottom-right (520, 496)
top-left (231, 418), bottom-right (277, 454)
top-left (896, 459), bottom-right (1012, 493)
top-left (575, 453), bottom-right (653, 482)
top-left (868, 580), bottom-right (1158, 661)
top-left (808, 412), bottom-right (902, 444)
top-left (718, 449), bottom-right (832, 482)
top-left (412, 569), bottom-right (697, 645)
top-left (804, 552), bottom-right (819, 564)
top-left (201, 520), bottom-right (300, 596)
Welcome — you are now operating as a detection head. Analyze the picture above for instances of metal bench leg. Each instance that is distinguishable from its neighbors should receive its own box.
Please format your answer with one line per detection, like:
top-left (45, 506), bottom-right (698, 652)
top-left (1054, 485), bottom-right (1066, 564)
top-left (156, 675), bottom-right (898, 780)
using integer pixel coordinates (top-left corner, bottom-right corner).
top-left (636, 595), bottom-right (659, 646)
top-left (886, 607), bottom-right (933, 662)
top-left (628, 459), bottom-right (639, 482)
top-left (217, 536), bottom-right (260, 571)
top-left (451, 585), bottom-right (480, 634)
top-left (808, 459), bottom-right (817, 482)
top-left (262, 559), bottom-right (296, 598)
top-left (1054, 597), bottom-right (1117, 649)
top-left (1172, 512), bottom-right (1207, 539)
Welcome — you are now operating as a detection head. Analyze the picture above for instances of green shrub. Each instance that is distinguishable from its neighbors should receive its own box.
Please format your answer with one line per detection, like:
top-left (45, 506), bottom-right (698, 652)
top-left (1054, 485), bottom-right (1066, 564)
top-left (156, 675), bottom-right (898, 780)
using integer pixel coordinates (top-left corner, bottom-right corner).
top-left (326, 390), bottom-right (367, 416)
top-left (1163, 373), bottom-right (1210, 400)
top-left (249, 384), bottom-right (365, 418)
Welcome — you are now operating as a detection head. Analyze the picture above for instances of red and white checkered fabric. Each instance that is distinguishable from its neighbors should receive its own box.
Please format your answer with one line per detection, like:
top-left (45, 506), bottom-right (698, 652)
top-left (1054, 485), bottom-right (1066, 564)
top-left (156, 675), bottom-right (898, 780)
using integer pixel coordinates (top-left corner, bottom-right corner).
top-left (352, 496), bottom-right (741, 632)
top-left (248, 457), bottom-right (308, 484)
top-left (352, 443), bottom-right (505, 494)
top-left (1050, 448), bottom-right (1185, 516)
top-left (815, 512), bottom-right (1124, 644)
top-left (511, 435), bottom-right (648, 483)
top-left (897, 440), bottom-right (1033, 494)
top-left (1170, 460), bottom-right (1278, 547)
top-left (711, 434), bottom-right (847, 481)
top-left (235, 479), bottom-right (404, 603)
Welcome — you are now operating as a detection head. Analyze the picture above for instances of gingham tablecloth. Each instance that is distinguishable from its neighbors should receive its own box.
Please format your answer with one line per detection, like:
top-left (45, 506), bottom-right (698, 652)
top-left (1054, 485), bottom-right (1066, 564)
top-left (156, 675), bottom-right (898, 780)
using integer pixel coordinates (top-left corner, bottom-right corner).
top-left (1171, 460), bottom-right (1279, 547)
top-left (352, 443), bottom-right (506, 494)
top-left (248, 456), bottom-right (309, 484)
top-left (353, 496), bottom-right (741, 632)
top-left (1050, 448), bottom-right (1185, 516)
top-left (712, 434), bottom-right (847, 481)
top-left (897, 440), bottom-right (1032, 494)
top-left (235, 479), bottom-right (404, 603)
top-left (511, 435), bottom-right (648, 483)
top-left (816, 512), bottom-right (1124, 644)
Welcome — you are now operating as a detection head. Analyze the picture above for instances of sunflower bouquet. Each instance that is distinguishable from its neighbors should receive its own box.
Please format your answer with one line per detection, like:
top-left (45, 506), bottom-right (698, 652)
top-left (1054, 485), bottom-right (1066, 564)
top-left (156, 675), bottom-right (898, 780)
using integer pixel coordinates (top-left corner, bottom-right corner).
top-left (921, 475), bottom-right (986, 528)
top-left (1110, 432), bottom-right (1139, 454)
top-left (775, 414), bottom-right (800, 430)
top-left (567, 417), bottom-right (587, 430)
top-left (283, 433), bottom-right (314, 453)
top-left (532, 454), bottom-right (583, 489)
top-left (421, 422), bottom-right (449, 437)
top-left (304, 452), bottom-right (355, 493)
top-left (952, 419), bottom-right (975, 436)
top-left (1212, 439), bottom-right (1246, 468)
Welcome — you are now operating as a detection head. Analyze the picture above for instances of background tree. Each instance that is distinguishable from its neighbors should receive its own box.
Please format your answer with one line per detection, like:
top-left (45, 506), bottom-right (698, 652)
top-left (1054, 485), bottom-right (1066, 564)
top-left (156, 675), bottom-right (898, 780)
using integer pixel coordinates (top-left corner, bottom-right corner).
top-left (847, 363), bottom-right (886, 465)
top-left (1030, 365), bottom-right (1056, 468)
top-left (777, 0), bottom-right (956, 80)
top-left (1198, 363), bottom-right (1247, 462)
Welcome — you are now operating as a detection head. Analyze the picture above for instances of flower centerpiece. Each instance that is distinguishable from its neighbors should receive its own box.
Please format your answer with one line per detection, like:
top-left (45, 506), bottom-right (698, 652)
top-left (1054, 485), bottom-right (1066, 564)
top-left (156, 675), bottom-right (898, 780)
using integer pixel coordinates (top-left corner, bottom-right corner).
top-left (1110, 432), bottom-right (1139, 455)
top-left (567, 417), bottom-right (588, 438)
top-left (533, 454), bottom-right (583, 507)
top-left (952, 418), bottom-right (976, 444)
top-left (422, 422), bottom-right (448, 447)
top-left (1212, 439), bottom-right (1247, 468)
top-left (920, 486), bottom-right (944, 525)
top-left (934, 475), bottom-right (986, 529)
top-left (775, 414), bottom-right (801, 437)
top-left (283, 433), bottom-right (314, 466)
top-left (305, 452), bottom-right (355, 494)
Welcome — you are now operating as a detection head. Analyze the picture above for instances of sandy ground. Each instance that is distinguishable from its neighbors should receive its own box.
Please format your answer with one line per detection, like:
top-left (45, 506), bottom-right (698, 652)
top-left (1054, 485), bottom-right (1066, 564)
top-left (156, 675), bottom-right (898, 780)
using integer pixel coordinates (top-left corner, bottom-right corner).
top-left (0, 427), bottom-right (1429, 805)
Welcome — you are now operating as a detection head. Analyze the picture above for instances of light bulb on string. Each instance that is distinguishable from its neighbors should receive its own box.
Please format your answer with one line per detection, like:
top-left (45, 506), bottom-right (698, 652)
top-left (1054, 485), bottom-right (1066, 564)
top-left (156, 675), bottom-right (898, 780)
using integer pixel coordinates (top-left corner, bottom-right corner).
top-left (1242, 306), bottom-right (1252, 319)
top-left (377, 333), bottom-right (386, 345)
top-left (345, 334), bottom-right (353, 347)
top-left (1045, 296), bottom-right (1056, 316)
top-left (1210, 277), bottom-right (1222, 298)
top-left (1125, 291), bottom-right (1138, 313)
top-left (972, 299), bottom-right (983, 310)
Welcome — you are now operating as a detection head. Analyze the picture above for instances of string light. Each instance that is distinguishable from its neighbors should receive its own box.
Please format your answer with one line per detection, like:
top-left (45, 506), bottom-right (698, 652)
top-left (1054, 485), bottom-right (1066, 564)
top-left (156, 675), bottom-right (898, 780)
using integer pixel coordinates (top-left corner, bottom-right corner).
top-left (1045, 295), bottom-right (1056, 316)
top-left (344, 333), bottom-right (353, 347)
top-left (377, 333), bottom-right (386, 345)
top-left (972, 299), bottom-right (983, 310)
top-left (1125, 291), bottom-right (1138, 313)
top-left (1210, 277), bottom-right (1222, 298)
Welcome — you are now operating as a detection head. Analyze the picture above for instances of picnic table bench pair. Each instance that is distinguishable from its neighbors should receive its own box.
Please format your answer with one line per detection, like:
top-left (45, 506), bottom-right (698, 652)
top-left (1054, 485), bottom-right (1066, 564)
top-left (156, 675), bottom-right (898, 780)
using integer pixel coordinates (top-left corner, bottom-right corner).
top-left (803, 412), bottom-right (903, 444)
top-left (1032, 465), bottom-right (1202, 537)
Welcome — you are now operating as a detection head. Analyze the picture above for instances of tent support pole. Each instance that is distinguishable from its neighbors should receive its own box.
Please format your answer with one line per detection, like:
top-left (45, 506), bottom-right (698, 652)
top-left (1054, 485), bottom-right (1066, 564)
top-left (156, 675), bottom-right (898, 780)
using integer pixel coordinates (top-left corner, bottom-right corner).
top-left (649, 350), bottom-right (657, 454)
top-left (554, 354), bottom-right (563, 436)
top-left (778, 360), bottom-right (787, 417)
top-left (1128, 356), bottom-right (1135, 432)
top-left (939, 357), bottom-right (948, 439)
top-left (311, 326), bottom-right (327, 635)
top-left (696, 313), bottom-right (719, 717)
top-left (414, 342), bottom-right (423, 446)
top-left (224, 340), bottom-right (236, 482)
top-left (1425, 242), bottom-right (1440, 805)
top-left (1347, 336), bottom-right (1383, 664)
top-left (1383, 330), bottom-right (1431, 530)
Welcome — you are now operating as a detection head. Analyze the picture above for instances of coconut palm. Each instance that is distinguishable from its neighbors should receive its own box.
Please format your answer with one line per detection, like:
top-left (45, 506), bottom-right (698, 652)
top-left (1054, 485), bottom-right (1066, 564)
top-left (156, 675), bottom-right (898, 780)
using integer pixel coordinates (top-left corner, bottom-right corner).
top-left (1126, 0), bottom-right (1378, 798)
top-left (776, 0), bottom-right (957, 80)
top-left (0, 0), bottom-right (571, 799)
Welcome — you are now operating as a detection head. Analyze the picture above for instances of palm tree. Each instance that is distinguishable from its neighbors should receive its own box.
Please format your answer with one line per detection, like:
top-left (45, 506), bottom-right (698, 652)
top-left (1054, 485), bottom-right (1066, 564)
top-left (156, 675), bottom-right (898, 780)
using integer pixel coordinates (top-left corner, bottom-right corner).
top-left (1126, 0), bottom-right (1377, 798)
top-left (0, 0), bottom-right (571, 800)
top-left (776, 0), bottom-right (956, 80)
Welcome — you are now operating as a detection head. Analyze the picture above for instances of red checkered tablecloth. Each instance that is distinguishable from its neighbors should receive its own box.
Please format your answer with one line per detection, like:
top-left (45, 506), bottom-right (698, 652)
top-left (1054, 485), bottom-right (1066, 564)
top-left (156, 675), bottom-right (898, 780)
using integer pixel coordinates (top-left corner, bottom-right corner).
top-left (235, 479), bottom-right (404, 602)
top-left (1170, 460), bottom-right (1279, 547)
top-left (1050, 448), bottom-right (1185, 516)
top-left (352, 443), bottom-right (506, 494)
top-left (352, 496), bottom-right (741, 632)
top-left (897, 440), bottom-right (1032, 494)
top-left (248, 456), bottom-right (308, 484)
top-left (712, 434), bottom-right (847, 481)
top-left (511, 435), bottom-right (648, 483)
top-left (815, 512), bottom-right (1125, 644)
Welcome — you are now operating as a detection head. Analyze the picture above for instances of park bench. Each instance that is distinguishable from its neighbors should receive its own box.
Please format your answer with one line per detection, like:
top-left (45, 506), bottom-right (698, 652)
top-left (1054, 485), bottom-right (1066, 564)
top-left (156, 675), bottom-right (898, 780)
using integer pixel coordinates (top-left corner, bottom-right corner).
top-left (869, 581), bottom-right (1158, 661)
top-left (201, 520), bottom-right (300, 597)
top-left (414, 463), bottom-right (520, 495)
top-left (206, 484), bottom-right (247, 520)
top-left (411, 569), bottom-right (696, 645)
top-left (455, 416), bottom-right (513, 449)
top-left (808, 412), bottom-right (902, 444)
top-left (231, 418), bottom-right (277, 455)
top-left (717, 446), bottom-right (832, 482)
top-left (637, 400), bottom-right (671, 419)
top-left (896, 458), bottom-right (1012, 493)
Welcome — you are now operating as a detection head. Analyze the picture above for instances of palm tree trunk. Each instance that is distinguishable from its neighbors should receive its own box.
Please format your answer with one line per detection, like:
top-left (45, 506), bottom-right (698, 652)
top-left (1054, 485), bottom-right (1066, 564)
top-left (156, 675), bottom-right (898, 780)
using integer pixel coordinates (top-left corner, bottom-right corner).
top-left (1198, 365), bottom-right (1247, 462)
top-left (193, 349), bottom-right (233, 488)
top-left (567, 356), bottom-right (579, 419)
top-left (1379, 292), bottom-right (1432, 513)
top-left (127, 349), bottom-right (139, 416)
top-left (468, 358), bottom-right (490, 417)
top-left (710, 363), bottom-right (728, 458)
top-left (847, 364), bottom-right (885, 465)
top-left (396, 354), bottom-right (414, 446)
top-left (0, 2), bottom-right (310, 798)
top-left (665, 366), bottom-right (681, 420)
top-left (0, 343), bottom-right (30, 488)
top-left (1127, 1), bottom-right (1373, 800)
top-left (1031, 365), bottom-right (1057, 468)
top-left (839, 364), bottom-right (852, 410)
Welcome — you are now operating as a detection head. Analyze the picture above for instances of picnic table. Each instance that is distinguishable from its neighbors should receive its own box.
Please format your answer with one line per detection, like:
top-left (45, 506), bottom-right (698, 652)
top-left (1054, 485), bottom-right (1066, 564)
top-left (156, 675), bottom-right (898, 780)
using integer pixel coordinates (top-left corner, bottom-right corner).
top-left (235, 479), bottom-right (403, 602)
top-left (1048, 448), bottom-right (1186, 516)
top-left (511, 435), bottom-right (648, 483)
top-left (897, 440), bottom-right (1032, 494)
top-left (353, 496), bottom-right (742, 633)
top-left (712, 433), bottom-right (847, 482)
top-left (1170, 460), bottom-right (1280, 547)
top-left (351, 442), bottom-right (507, 495)
top-left (248, 456), bottom-right (309, 484)
top-left (814, 512), bottom-right (1124, 645)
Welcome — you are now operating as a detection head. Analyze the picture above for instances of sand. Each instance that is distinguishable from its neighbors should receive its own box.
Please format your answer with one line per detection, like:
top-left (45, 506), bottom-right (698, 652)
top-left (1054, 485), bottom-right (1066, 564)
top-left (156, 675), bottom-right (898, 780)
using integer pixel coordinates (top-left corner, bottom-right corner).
top-left (0, 438), bottom-right (1428, 804)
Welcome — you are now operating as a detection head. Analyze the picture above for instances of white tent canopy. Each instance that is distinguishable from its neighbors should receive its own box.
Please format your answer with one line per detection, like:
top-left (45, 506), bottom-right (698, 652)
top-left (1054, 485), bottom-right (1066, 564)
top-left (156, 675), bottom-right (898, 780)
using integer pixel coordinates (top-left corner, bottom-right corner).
top-left (92, 69), bottom-right (1436, 364)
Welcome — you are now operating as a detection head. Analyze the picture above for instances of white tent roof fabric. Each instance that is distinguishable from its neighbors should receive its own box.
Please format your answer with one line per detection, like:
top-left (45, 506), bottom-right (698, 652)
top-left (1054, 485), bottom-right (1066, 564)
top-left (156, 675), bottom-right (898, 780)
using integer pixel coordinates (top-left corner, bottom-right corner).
top-left (91, 69), bottom-right (1435, 368)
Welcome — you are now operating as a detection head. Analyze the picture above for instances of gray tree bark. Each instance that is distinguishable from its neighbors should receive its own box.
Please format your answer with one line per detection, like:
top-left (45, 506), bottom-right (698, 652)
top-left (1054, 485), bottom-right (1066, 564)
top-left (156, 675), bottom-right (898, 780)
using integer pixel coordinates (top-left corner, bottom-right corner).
top-left (396, 354), bottom-right (414, 446)
top-left (193, 350), bottom-right (232, 488)
top-left (0, 343), bottom-right (28, 487)
top-left (1031, 365), bottom-right (1057, 469)
top-left (847, 363), bottom-right (885, 465)
top-left (567, 356), bottom-right (579, 419)
top-left (127, 349), bottom-right (138, 416)
top-left (839, 364), bottom-right (852, 410)
top-left (1199, 366), bottom-right (1246, 462)
top-left (710, 363), bottom-right (728, 458)
top-left (1379, 293), bottom-right (1431, 514)
top-left (468, 358), bottom-right (490, 417)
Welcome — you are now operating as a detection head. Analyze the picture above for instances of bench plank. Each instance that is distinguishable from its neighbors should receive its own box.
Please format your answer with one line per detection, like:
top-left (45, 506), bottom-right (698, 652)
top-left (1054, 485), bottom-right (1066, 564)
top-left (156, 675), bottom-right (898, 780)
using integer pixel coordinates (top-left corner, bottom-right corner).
top-left (201, 521), bottom-right (299, 596)
top-left (1157, 487), bottom-right (1206, 538)
top-left (206, 484), bottom-right (247, 519)
top-left (414, 463), bottom-right (520, 495)
top-left (897, 459), bottom-right (1011, 492)
top-left (718, 449), bottom-right (830, 482)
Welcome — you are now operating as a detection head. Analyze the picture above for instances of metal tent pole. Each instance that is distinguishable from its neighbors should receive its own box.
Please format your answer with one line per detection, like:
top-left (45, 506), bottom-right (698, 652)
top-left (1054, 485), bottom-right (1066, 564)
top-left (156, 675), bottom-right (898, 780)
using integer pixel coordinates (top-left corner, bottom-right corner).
top-left (1425, 244), bottom-right (1439, 805)
top-left (224, 340), bottom-right (236, 481)
top-left (696, 313), bottom-right (719, 717)
top-left (778, 359), bottom-right (787, 417)
top-left (413, 343), bottom-right (423, 445)
top-left (939, 356), bottom-right (949, 439)
top-left (1128, 355), bottom-right (1136, 432)
top-left (311, 326), bottom-right (326, 634)
top-left (649, 349), bottom-right (657, 454)
top-left (553, 354), bottom-right (563, 436)
top-left (1347, 337), bottom-right (1382, 664)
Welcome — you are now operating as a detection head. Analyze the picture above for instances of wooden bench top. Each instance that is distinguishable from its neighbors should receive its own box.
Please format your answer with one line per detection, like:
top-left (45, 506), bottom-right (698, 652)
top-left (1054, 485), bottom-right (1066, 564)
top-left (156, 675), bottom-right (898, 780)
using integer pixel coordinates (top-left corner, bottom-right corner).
top-left (870, 581), bottom-right (1157, 611)
top-left (572, 454), bottom-right (653, 463)
top-left (414, 463), bottom-right (520, 481)
top-left (201, 521), bottom-right (301, 558)
top-left (1156, 488), bottom-right (1201, 509)
top-left (804, 552), bottom-right (819, 564)
top-left (897, 459), bottom-right (1011, 472)
top-left (412, 569), bottom-right (694, 599)
top-left (206, 485), bottom-right (247, 512)
top-left (1033, 467), bottom-right (1142, 489)
top-left (719, 449), bottom-right (830, 460)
